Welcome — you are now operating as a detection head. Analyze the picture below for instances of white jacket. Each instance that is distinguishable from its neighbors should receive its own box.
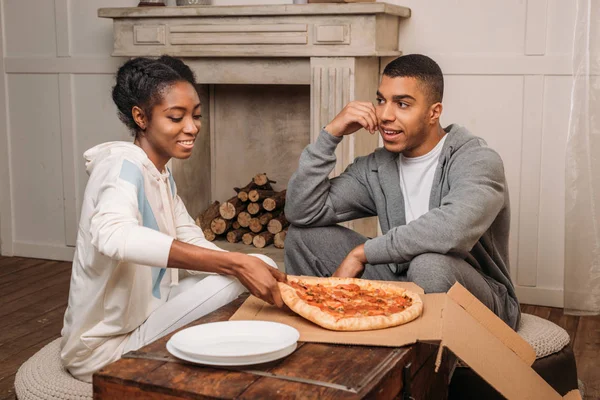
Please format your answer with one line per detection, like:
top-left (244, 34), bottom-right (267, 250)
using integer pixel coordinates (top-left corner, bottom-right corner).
top-left (60, 142), bottom-right (224, 382)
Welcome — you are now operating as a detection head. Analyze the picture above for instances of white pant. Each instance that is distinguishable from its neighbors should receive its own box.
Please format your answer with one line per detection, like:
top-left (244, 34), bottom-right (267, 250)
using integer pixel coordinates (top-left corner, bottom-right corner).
top-left (123, 254), bottom-right (276, 353)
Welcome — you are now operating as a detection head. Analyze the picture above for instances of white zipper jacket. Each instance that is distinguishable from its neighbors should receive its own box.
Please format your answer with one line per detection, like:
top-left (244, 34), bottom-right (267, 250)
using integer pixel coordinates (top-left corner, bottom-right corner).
top-left (60, 141), bottom-right (223, 382)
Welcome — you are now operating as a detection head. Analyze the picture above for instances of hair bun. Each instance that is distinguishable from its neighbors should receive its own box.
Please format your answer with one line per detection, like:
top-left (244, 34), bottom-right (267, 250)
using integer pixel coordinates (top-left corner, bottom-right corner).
top-left (111, 56), bottom-right (197, 134)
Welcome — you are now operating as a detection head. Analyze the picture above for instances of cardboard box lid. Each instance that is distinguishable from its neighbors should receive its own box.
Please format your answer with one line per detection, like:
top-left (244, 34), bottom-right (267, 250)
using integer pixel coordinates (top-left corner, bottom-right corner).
top-left (446, 283), bottom-right (536, 365)
top-left (230, 281), bottom-right (580, 399)
top-left (440, 291), bottom-right (560, 399)
top-left (440, 283), bottom-right (581, 399)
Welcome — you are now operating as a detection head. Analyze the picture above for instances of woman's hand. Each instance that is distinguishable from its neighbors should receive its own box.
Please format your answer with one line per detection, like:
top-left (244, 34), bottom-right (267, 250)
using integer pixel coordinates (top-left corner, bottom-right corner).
top-left (233, 254), bottom-right (287, 308)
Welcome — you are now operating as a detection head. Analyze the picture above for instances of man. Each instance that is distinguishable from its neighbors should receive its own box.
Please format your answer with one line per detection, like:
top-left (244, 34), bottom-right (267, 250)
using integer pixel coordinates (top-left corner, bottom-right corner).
top-left (284, 54), bottom-right (520, 329)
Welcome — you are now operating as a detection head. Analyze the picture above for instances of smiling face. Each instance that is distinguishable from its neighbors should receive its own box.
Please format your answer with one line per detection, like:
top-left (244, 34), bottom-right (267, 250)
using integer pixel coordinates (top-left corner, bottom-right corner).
top-left (376, 75), bottom-right (443, 157)
top-left (133, 80), bottom-right (201, 171)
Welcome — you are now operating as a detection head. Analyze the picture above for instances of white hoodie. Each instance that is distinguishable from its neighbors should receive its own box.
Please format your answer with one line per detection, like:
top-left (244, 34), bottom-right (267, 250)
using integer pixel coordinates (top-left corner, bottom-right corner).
top-left (60, 141), bottom-right (223, 382)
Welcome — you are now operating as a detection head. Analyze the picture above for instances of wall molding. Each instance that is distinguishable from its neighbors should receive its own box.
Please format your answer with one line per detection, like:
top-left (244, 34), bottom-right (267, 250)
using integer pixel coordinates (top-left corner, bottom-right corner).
top-left (428, 54), bottom-right (572, 76)
top-left (59, 73), bottom-right (77, 247)
top-left (12, 241), bottom-right (74, 262)
top-left (54, 0), bottom-right (71, 57)
top-left (3, 53), bottom-right (574, 76)
top-left (516, 75), bottom-right (545, 286)
top-left (0, 1), bottom-right (14, 256)
top-left (524, 0), bottom-right (548, 55)
top-left (4, 56), bottom-right (126, 74)
top-left (516, 285), bottom-right (564, 308)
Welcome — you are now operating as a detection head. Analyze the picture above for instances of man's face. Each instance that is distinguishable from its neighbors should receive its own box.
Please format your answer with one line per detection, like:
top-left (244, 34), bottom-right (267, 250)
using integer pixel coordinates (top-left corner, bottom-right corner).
top-left (376, 75), bottom-right (440, 157)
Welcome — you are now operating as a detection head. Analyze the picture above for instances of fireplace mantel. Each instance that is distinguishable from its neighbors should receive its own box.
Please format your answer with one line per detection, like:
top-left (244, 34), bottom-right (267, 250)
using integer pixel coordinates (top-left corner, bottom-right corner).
top-left (99, 4), bottom-right (409, 58)
top-left (99, 3), bottom-right (410, 238)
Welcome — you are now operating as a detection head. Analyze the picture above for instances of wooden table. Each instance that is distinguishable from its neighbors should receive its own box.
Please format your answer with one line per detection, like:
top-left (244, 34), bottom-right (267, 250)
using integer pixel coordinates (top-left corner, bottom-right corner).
top-left (94, 295), bottom-right (454, 399)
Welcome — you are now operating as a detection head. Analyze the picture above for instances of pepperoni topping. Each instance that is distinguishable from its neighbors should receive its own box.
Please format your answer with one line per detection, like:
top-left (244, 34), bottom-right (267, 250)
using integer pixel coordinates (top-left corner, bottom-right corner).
top-left (289, 280), bottom-right (413, 320)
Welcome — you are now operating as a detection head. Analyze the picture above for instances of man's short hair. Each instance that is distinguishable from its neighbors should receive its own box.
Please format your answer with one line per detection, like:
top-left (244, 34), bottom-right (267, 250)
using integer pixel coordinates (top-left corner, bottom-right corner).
top-left (383, 54), bottom-right (444, 104)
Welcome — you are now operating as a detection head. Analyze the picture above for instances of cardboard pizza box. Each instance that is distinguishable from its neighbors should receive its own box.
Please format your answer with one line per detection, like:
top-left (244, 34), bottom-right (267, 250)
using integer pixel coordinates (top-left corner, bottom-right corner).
top-left (230, 281), bottom-right (581, 400)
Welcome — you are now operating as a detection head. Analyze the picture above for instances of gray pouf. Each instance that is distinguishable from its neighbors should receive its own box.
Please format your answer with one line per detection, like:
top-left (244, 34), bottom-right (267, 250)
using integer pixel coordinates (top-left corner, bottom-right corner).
top-left (14, 338), bottom-right (92, 400)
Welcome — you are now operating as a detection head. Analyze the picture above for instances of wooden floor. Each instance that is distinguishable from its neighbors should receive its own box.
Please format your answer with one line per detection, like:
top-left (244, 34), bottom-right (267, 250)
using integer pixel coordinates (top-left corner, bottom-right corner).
top-left (0, 256), bottom-right (598, 400)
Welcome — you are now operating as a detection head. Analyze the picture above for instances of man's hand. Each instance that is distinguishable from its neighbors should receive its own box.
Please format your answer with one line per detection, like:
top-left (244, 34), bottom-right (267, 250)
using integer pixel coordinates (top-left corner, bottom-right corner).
top-left (325, 101), bottom-right (379, 138)
top-left (333, 244), bottom-right (367, 278)
top-left (233, 254), bottom-right (287, 308)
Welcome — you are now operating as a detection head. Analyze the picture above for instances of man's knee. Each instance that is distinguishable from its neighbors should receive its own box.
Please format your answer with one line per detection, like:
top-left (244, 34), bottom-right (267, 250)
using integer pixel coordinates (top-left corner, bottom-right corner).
top-left (284, 225), bottom-right (315, 275)
top-left (284, 224), bottom-right (312, 250)
top-left (407, 253), bottom-right (459, 293)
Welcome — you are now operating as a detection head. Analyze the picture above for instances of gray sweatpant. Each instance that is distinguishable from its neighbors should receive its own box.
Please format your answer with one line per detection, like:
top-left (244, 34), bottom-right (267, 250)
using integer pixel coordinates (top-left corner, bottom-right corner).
top-left (284, 225), bottom-right (519, 329)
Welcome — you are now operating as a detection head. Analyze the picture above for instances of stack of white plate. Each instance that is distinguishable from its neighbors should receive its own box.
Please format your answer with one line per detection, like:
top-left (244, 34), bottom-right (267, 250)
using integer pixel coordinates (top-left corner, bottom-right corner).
top-left (166, 320), bottom-right (300, 366)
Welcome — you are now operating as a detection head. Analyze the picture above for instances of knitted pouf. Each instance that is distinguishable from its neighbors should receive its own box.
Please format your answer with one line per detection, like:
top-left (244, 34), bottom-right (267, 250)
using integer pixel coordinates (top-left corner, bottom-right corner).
top-left (450, 313), bottom-right (579, 399)
top-left (14, 338), bottom-right (92, 400)
top-left (517, 313), bottom-right (570, 358)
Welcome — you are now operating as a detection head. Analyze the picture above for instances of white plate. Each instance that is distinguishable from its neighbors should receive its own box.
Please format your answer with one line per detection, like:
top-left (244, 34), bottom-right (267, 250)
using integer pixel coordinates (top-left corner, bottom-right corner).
top-left (166, 340), bottom-right (298, 366)
top-left (166, 320), bottom-right (300, 365)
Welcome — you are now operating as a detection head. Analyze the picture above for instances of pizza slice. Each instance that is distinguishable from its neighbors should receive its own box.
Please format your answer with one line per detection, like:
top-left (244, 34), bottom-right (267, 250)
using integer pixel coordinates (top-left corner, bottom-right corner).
top-left (278, 275), bottom-right (423, 331)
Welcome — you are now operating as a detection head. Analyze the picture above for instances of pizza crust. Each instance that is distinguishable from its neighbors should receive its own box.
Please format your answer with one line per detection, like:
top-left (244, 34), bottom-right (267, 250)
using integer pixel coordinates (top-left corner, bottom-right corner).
top-left (278, 275), bottom-right (424, 331)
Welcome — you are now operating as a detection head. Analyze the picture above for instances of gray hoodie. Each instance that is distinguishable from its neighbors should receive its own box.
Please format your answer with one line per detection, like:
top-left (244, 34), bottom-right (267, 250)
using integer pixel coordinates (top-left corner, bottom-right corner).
top-left (286, 124), bottom-right (520, 327)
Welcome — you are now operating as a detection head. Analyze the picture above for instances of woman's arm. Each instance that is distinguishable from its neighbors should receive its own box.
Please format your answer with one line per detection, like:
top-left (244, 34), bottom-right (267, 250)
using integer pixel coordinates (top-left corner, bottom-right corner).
top-left (90, 173), bottom-right (285, 307)
top-left (167, 240), bottom-right (285, 307)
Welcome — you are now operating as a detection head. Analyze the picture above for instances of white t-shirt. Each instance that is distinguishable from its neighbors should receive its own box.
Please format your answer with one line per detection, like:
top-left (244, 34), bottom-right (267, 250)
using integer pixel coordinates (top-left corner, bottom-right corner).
top-left (398, 134), bottom-right (448, 223)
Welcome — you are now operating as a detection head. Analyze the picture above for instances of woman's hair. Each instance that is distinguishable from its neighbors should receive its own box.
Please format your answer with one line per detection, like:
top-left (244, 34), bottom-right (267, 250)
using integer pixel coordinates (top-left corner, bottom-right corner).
top-left (112, 55), bottom-right (197, 135)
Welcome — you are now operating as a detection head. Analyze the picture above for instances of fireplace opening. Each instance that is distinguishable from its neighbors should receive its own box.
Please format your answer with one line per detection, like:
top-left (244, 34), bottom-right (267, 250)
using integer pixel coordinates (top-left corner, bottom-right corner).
top-left (171, 84), bottom-right (311, 264)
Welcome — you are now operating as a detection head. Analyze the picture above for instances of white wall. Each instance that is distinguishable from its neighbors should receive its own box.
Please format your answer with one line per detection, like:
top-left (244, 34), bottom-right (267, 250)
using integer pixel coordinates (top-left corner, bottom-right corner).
top-left (0, 0), bottom-right (575, 307)
top-left (0, 0), bottom-right (134, 261)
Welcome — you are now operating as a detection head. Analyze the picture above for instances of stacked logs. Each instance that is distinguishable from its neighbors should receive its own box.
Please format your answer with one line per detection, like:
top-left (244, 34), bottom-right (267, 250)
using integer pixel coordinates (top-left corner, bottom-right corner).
top-left (195, 173), bottom-right (288, 249)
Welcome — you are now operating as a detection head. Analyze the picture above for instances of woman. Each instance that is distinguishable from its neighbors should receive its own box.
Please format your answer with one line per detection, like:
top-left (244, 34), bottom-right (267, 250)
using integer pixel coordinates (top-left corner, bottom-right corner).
top-left (60, 56), bottom-right (285, 382)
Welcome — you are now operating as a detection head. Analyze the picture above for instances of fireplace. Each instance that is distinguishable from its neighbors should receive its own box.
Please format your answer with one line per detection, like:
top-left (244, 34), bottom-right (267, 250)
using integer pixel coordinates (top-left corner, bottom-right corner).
top-left (99, 3), bottom-right (410, 249)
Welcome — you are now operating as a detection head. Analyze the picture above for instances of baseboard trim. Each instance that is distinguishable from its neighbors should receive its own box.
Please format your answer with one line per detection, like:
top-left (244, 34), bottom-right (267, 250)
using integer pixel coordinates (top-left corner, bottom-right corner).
top-left (516, 285), bottom-right (564, 308)
top-left (12, 241), bottom-right (74, 262)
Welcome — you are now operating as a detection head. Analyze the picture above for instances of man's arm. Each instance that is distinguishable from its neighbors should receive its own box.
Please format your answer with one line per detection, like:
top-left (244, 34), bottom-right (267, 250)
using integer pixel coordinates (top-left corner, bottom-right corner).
top-left (285, 131), bottom-right (377, 226)
top-left (364, 143), bottom-right (506, 265)
top-left (285, 101), bottom-right (380, 227)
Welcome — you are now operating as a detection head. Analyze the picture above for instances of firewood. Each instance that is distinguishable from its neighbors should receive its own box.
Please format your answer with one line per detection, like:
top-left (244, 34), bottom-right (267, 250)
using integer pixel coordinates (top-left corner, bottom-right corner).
top-left (227, 228), bottom-right (250, 243)
top-left (274, 229), bottom-right (287, 249)
top-left (247, 202), bottom-right (262, 215)
top-left (253, 173), bottom-right (276, 187)
top-left (249, 217), bottom-right (264, 233)
top-left (219, 196), bottom-right (246, 220)
top-left (248, 189), bottom-right (276, 203)
top-left (234, 178), bottom-right (273, 194)
top-left (253, 231), bottom-right (274, 248)
top-left (210, 217), bottom-right (232, 235)
top-left (203, 228), bottom-right (216, 242)
top-left (267, 214), bottom-right (289, 234)
top-left (237, 190), bottom-right (249, 202)
top-left (249, 211), bottom-right (278, 232)
top-left (242, 232), bottom-right (257, 245)
top-left (195, 201), bottom-right (221, 231)
top-left (232, 221), bottom-right (241, 230)
top-left (258, 211), bottom-right (277, 226)
top-left (263, 190), bottom-right (287, 212)
top-left (237, 211), bottom-right (252, 228)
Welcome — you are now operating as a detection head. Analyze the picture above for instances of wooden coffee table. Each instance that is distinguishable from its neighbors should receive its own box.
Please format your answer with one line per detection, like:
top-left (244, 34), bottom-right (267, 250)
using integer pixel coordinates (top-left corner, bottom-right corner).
top-left (94, 295), bottom-right (454, 399)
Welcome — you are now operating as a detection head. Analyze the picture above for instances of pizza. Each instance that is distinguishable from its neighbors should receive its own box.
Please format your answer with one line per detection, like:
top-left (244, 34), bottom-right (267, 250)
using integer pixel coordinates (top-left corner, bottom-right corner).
top-left (278, 275), bottom-right (423, 331)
